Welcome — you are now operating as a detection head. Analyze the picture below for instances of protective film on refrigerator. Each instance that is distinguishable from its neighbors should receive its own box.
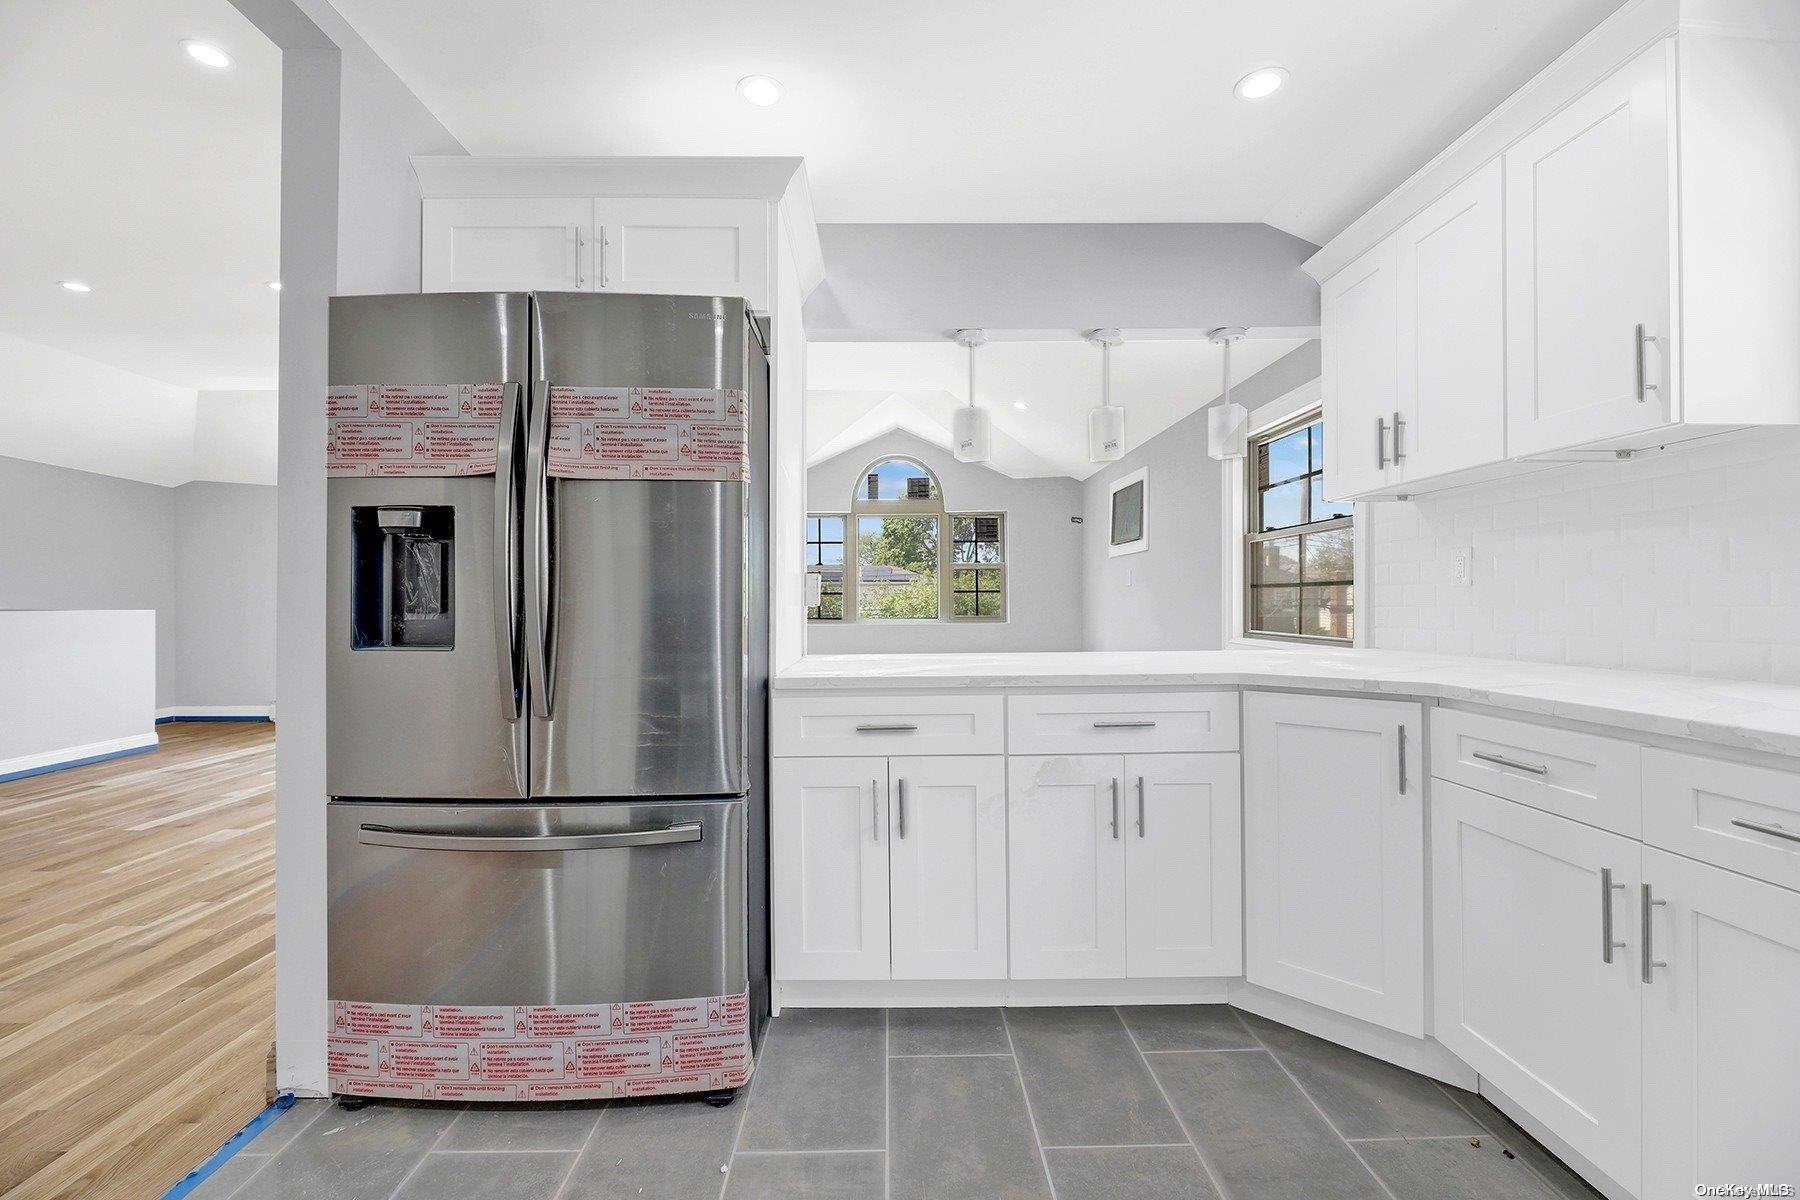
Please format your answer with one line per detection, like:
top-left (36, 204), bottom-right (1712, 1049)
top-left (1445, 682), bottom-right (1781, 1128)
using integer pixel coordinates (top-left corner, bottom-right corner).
top-left (547, 386), bottom-right (750, 481)
top-left (327, 384), bottom-right (505, 476)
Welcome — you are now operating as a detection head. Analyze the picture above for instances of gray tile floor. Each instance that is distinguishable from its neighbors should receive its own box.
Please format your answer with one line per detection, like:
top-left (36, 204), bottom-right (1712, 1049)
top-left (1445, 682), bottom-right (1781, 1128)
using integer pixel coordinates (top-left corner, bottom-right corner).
top-left (190, 1005), bottom-right (1601, 1200)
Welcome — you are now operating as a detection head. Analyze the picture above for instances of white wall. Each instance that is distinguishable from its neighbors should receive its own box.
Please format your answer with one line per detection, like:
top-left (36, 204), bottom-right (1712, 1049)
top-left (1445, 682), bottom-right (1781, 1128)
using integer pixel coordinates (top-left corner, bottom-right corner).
top-left (806, 431), bottom-right (1084, 654)
top-left (194, 390), bottom-right (280, 484)
top-left (1083, 341), bottom-right (1322, 652)
top-left (0, 610), bottom-right (156, 776)
top-left (0, 454), bottom-right (277, 710)
top-left (1363, 426), bottom-right (1800, 684)
top-left (170, 481), bottom-right (278, 711)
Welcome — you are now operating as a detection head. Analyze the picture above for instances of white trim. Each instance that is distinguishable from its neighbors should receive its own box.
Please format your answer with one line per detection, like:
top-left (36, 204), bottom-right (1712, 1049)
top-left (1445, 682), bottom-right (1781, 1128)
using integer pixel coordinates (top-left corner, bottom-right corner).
top-left (1480, 1080), bottom-right (1635, 1200)
top-left (1225, 979), bottom-right (1477, 1088)
top-left (156, 705), bottom-right (275, 721)
top-left (1106, 467), bottom-right (1149, 557)
top-left (0, 732), bottom-right (158, 780)
top-left (775, 975), bottom-right (1232, 1009)
top-left (411, 155), bottom-right (805, 201)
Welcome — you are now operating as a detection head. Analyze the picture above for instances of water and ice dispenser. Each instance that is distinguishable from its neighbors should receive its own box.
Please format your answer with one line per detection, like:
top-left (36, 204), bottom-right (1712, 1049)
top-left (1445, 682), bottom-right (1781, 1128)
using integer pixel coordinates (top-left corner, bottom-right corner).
top-left (350, 506), bottom-right (455, 650)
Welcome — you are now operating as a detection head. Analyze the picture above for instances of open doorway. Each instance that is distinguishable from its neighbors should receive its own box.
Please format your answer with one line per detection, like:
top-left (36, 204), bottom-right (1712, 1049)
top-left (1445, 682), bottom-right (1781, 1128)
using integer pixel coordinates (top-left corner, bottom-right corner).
top-left (0, 1), bottom-right (281, 1195)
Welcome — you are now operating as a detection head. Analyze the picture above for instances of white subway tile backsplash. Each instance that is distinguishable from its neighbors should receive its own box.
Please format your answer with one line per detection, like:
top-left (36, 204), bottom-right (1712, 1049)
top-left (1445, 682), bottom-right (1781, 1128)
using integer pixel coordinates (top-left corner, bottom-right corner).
top-left (1363, 427), bottom-right (1800, 685)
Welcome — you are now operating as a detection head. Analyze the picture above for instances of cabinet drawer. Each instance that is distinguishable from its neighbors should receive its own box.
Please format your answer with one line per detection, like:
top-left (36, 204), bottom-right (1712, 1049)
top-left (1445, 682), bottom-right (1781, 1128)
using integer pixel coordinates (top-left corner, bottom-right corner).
top-left (772, 693), bottom-right (1003, 757)
top-left (1431, 708), bottom-right (1640, 836)
top-left (1007, 692), bottom-right (1239, 755)
top-left (1643, 748), bottom-right (1800, 893)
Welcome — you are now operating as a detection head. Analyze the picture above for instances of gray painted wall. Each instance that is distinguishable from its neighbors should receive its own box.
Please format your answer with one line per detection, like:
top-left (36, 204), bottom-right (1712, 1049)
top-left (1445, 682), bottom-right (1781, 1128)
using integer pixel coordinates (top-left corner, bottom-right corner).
top-left (805, 223), bottom-right (1320, 335)
top-left (1080, 341), bottom-right (1322, 651)
top-left (0, 454), bottom-right (277, 709)
top-left (806, 430), bottom-right (1084, 654)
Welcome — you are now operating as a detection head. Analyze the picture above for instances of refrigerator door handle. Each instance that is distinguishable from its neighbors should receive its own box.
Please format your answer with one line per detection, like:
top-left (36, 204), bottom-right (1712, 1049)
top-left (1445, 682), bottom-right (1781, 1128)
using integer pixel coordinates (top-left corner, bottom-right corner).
top-left (358, 822), bottom-right (703, 852)
top-left (493, 382), bottom-right (524, 721)
top-left (525, 378), bottom-right (557, 719)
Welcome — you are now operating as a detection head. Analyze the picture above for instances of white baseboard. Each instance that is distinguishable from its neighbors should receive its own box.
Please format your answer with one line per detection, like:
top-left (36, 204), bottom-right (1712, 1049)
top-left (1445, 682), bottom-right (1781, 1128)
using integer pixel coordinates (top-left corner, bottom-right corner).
top-left (1225, 980), bottom-right (1477, 1088)
top-left (0, 732), bottom-right (159, 782)
top-left (775, 976), bottom-right (1232, 1012)
top-left (1480, 1080), bottom-right (1632, 1200)
top-left (155, 705), bottom-right (274, 723)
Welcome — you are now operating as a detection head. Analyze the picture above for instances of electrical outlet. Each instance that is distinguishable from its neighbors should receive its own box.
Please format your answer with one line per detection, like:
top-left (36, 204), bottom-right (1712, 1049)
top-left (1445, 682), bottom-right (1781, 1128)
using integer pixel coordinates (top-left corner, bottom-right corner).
top-left (1448, 547), bottom-right (1474, 587)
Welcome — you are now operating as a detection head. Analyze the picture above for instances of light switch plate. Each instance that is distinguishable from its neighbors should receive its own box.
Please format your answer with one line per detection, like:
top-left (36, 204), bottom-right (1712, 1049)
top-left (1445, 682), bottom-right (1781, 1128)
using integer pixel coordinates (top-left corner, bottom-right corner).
top-left (1448, 547), bottom-right (1473, 587)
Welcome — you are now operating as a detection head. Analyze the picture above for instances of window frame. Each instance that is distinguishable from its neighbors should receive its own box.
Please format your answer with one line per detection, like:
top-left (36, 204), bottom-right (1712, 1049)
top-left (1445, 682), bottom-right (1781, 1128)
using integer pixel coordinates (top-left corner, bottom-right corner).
top-left (1242, 409), bottom-right (1354, 645)
top-left (806, 455), bottom-right (1008, 626)
top-left (803, 513), bottom-right (847, 621)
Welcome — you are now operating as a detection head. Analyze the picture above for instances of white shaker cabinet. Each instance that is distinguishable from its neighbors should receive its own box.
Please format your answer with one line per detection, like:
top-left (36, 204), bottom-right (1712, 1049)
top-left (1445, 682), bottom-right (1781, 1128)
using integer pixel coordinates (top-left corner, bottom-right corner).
top-left (1124, 753), bottom-right (1242, 978)
top-left (887, 755), bottom-right (1008, 981)
top-left (1394, 158), bottom-right (1505, 483)
top-left (1641, 847), bottom-right (1800, 1199)
top-left (1008, 755), bottom-right (1128, 980)
top-left (1320, 237), bottom-right (1399, 502)
top-left (422, 198), bottom-right (595, 293)
top-left (592, 198), bottom-right (769, 307)
top-left (1432, 780), bottom-right (1643, 1194)
top-left (772, 757), bottom-right (890, 981)
top-left (1243, 691), bottom-right (1425, 1035)
top-left (1505, 42), bottom-right (1673, 457)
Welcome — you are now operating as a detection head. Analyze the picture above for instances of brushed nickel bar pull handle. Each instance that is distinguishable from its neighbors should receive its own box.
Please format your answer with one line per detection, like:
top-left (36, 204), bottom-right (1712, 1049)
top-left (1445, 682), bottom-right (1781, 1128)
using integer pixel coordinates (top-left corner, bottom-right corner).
top-left (1092, 720), bottom-right (1157, 729)
top-left (856, 723), bottom-right (919, 733)
top-left (1136, 776), bottom-right (1146, 838)
top-left (1600, 868), bottom-right (1627, 964)
top-left (1635, 324), bottom-right (1658, 401)
top-left (872, 780), bottom-right (879, 842)
top-left (1472, 750), bottom-right (1550, 776)
top-left (1376, 416), bottom-right (1389, 469)
top-left (1641, 882), bottom-right (1667, 984)
top-left (1392, 410), bottom-right (1406, 464)
top-left (1397, 724), bottom-right (1408, 795)
top-left (897, 778), bottom-right (907, 839)
top-left (1730, 818), bottom-right (1800, 846)
top-left (1110, 778), bottom-right (1120, 840)
top-left (359, 822), bottom-right (701, 852)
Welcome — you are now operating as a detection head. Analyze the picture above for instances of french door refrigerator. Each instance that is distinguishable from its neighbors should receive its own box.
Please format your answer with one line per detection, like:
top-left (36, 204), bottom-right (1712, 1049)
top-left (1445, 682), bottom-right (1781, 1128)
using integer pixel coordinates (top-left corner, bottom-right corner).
top-left (324, 292), bottom-right (770, 1104)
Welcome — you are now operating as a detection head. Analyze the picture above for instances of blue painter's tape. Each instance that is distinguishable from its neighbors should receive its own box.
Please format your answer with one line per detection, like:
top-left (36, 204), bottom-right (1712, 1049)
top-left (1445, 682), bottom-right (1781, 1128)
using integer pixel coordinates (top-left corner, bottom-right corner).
top-left (155, 715), bottom-right (273, 725)
top-left (0, 742), bottom-right (156, 785)
top-left (159, 1093), bottom-right (297, 1200)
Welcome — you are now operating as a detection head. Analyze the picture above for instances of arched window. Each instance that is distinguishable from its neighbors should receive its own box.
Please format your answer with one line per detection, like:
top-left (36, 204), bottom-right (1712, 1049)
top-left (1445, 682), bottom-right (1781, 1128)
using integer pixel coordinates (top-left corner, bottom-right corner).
top-left (806, 457), bottom-right (1005, 624)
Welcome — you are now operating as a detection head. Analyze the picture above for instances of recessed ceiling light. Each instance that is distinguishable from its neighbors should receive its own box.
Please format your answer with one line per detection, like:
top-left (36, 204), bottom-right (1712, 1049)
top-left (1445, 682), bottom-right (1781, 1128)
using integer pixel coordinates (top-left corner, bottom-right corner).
top-left (1012, 401), bottom-right (1030, 411)
top-left (1234, 67), bottom-right (1288, 100)
top-left (736, 75), bottom-right (781, 107)
top-left (59, 280), bottom-right (92, 293)
top-left (267, 280), bottom-right (283, 291)
top-left (183, 40), bottom-right (233, 69)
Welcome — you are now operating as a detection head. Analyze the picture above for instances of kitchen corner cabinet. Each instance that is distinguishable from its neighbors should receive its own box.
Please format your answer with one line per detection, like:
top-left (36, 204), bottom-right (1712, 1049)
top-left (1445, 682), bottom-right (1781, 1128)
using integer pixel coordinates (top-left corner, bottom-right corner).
top-left (772, 753), bottom-right (1005, 982)
top-left (1008, 753), bottom-right (1242, 981)
top-left (422, 195), bottom-right (771, 308)
top-left (1432, 780), bottom-right (1644, 1194)
top-left (1243, 691), bottom-right (1425, 1035)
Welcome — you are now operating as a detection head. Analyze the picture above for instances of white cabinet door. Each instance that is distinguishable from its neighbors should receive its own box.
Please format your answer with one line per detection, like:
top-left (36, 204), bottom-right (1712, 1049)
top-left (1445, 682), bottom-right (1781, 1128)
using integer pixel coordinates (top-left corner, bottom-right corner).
top-left (1395, 158), bottom-right (1506, 483)
top-left (593, 198), bottom-right (769, 308)
top-left (1243, 692), bottom-right (1424, 1034)
top-left (1124, 753), bottom-right (1242, 978)
top-left (421, 198), bottom-right (594, 293)
top-left (1008, 755), bottom-right (1127, 979)
top-left (888, 756), bottom-right (1007, 980)
top-left (1641, 847), bottom-right (1800, 1200)
top-left (1505, 43), bottom-right (1673, 456)
top-left (1320, 236), bottom-right (1400, 501)
top-left (772, 757), bottom-right (890, 981)
top-left (1432, 781), bottom-right (1642, 1195)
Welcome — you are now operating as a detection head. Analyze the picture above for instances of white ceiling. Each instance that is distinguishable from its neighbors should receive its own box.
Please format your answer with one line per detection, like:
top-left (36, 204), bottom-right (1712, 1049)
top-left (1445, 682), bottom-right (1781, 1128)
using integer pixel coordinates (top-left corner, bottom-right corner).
top-left (807, 338), bottom-right (1306, 482)
top-left (329, 0), bottom-right (1620, 240)
top-left (0, 0), bottom-right (280, 390)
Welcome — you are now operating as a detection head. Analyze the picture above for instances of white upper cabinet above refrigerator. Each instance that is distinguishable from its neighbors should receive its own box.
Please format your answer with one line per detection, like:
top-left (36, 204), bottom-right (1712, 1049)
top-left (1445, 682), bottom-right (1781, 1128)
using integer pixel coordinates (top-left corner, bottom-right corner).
top-left (1309, 3), bottom-right (1800, 500)
top-left (422, 198), bottom-right (594, 293)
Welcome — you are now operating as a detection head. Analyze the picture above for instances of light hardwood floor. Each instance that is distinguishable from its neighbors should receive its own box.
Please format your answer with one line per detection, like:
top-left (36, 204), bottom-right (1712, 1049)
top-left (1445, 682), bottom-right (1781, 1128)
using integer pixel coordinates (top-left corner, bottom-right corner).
top-left (0, 722), bottom-right (275, 1200)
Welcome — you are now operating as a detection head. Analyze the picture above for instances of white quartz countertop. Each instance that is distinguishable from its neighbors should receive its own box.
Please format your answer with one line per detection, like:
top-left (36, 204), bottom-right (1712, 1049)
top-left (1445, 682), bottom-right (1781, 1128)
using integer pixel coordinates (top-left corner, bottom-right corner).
top-left (774, 647), bottom-right (1800, 760)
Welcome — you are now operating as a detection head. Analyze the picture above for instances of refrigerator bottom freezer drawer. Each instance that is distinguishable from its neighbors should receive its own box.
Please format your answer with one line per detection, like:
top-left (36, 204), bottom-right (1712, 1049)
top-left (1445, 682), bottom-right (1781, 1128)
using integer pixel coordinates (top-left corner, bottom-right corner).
top-left (327, 798), bottom-right (749, 1101)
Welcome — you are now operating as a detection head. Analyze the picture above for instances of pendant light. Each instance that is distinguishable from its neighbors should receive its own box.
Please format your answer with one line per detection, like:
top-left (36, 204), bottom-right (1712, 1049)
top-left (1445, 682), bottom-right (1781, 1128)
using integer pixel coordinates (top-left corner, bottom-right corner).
top-left (952, 328), bottom-right (991, 462)
top-left (1206, 326), bottom-right (1250, 461)
top-left (1086, 328), bottom-right (1125, 462)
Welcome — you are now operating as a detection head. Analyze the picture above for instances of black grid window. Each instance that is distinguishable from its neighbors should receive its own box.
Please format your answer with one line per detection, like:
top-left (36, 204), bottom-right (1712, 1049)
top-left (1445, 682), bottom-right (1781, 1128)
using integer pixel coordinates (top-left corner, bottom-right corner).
top-left (950, 514), bottom-right (1004, 619)
top-left (1246, 417), bottom-right (1354, 642)
top-left (805, 514), bottom-right (845, 620)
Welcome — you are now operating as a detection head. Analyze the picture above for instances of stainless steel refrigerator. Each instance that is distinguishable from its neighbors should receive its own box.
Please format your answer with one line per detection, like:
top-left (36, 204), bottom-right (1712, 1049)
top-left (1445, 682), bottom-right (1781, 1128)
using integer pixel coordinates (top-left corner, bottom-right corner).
top-left (324, 292), bottom-right (770, 1105)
